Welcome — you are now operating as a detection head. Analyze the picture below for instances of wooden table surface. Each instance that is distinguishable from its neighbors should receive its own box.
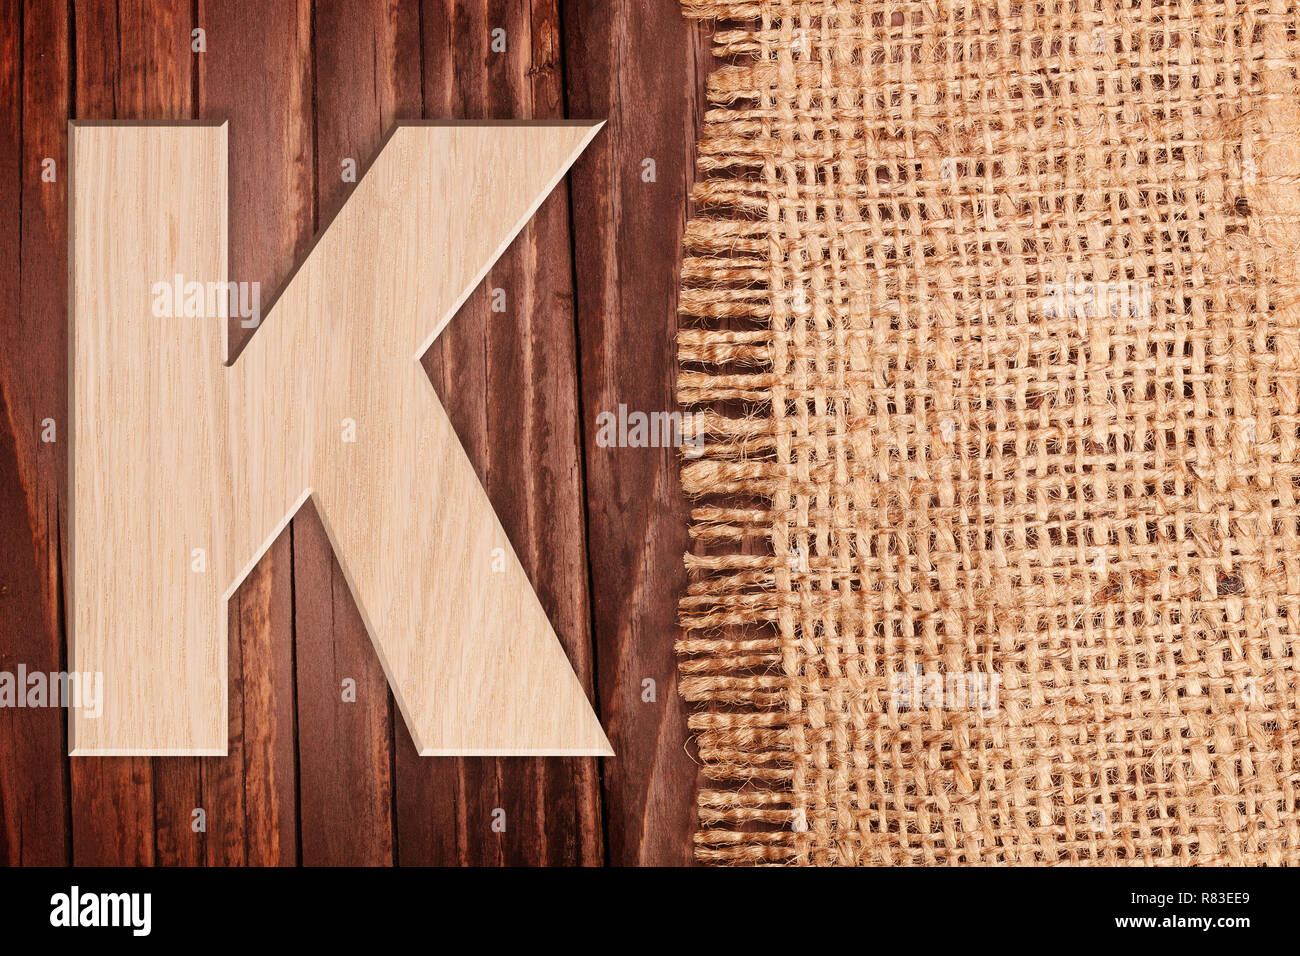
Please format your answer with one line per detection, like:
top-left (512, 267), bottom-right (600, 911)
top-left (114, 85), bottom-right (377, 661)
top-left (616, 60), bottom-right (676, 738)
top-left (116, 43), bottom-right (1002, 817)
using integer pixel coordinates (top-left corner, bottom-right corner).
top-left (0, 0), bottom-right (711, 866)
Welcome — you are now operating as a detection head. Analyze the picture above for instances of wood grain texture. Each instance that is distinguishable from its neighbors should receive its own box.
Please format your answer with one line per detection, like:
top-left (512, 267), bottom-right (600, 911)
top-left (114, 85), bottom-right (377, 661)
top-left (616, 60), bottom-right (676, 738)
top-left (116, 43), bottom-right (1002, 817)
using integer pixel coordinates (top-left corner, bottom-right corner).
top-left (0, 0), bottom-right (703, 866)
top-left (199, 0), bottom-right (311, 867)
top-left (401, 0), bottom-right (604, 866)
top-left (298, 0), bottom-right (418, 865)
top-left (70, 122), bottom-right (231, 756)
top-left (69, 122), bottom-right (610, 757)
top-left (562, 0), bottom-right (709, 866)
top-left (67, 0), bottom-right (197, 865)
top-left (0, 0), bottom-right (71, 865)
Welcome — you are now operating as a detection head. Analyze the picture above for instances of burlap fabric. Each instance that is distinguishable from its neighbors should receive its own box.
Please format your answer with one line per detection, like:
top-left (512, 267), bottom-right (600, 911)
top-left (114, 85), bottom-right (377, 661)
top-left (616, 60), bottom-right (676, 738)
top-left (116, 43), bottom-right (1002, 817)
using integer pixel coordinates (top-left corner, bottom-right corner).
top-left (676, 0), bottom-right (1300, 864)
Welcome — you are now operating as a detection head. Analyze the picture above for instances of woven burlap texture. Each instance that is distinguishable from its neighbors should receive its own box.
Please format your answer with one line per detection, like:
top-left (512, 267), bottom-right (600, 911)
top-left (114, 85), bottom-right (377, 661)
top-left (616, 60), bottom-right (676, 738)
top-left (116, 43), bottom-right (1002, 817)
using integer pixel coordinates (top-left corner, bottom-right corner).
top-left (676, 0), bottom-right (1300, 864)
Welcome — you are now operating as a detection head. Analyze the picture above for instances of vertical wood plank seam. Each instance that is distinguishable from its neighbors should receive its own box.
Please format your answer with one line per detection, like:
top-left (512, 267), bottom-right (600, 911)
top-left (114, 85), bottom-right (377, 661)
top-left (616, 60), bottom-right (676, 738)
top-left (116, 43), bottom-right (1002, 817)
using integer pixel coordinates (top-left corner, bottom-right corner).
top-left (414, 0), bottom-right (426, 122)
top-left (296, 0), bottom-right (318, 864)
top-left (189, 0), bottom-right (198, 118)
top-left (388, 690), bottom-right (398, 866)
top-left (61, 0), bottom-right (75, 864)
top-left (288, 520), bottom-right (303, 867)
top-left (14, 0), bottom-right (26, 864)
top-left (374, 8), bottom-right (398, 870)
top-left (112, 2), bottom-right (120, 115)
top-left (57, 0), bottom-right (79, 865)
top-left (236, 589), bottom-right (247, 865)
top-left (554, 0), bottom-right (613, 868)
top-left (57, 513), bottom-right (72, 863)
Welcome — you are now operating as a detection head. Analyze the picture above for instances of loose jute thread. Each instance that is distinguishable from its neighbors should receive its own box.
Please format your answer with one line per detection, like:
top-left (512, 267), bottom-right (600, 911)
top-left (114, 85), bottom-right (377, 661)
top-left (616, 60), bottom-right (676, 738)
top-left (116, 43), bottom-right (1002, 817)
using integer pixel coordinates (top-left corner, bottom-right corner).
top-left (676, 0), bottom-right (1300, 864)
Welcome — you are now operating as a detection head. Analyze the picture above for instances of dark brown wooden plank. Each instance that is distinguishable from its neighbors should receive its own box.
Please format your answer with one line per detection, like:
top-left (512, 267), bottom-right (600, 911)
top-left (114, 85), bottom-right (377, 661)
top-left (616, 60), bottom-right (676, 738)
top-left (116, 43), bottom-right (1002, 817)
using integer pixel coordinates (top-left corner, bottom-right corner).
top-left (69, 0), bottom-right (197, 866)
top-left (293, 506), bottom-right (394, 865)
top-left (0, 0), bottom-right (70, 868)
top-left (562, 0), bottom-right (708, 866)
top-left (197, 0), bottom-right (311, 866)
top-left (4, 0), bottom-right (709, 867)
top-left (396, 0), bottom-right (602, 867)
top-left (222, 550), bottom-right (298, 865)
top-left (290, 0), bottom-right (422, 866)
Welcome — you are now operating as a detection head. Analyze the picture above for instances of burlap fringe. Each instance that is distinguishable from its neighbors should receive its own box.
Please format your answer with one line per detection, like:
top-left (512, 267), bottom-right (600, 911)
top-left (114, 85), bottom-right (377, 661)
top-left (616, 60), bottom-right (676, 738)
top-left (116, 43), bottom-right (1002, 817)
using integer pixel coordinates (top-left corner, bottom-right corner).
top-left (676, 0), bottom-right (1300, 864)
